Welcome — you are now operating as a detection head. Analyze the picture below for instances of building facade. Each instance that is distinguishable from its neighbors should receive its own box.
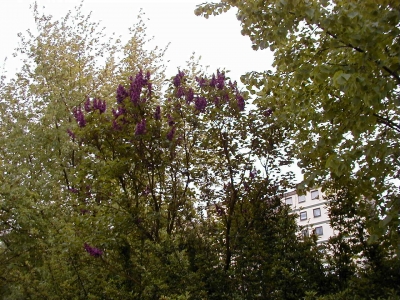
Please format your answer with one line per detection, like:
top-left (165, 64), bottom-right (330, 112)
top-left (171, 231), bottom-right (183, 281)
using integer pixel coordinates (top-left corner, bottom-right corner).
top-left (283, 188), bottom-right (334, 243)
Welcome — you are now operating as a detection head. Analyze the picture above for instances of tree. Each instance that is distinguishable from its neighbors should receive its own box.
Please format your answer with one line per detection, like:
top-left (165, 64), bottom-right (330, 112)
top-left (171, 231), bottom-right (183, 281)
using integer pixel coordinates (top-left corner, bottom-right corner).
top-left (1, 2), bottom-right (326, 299)
top-left (195, 0), bottom-right (400, 252)
top-left (64, 66), bottom-right (324, 299)
top-left (315, 187), bottom-right (400, 299)
top-left (0, 3), bottom-right (167, 298)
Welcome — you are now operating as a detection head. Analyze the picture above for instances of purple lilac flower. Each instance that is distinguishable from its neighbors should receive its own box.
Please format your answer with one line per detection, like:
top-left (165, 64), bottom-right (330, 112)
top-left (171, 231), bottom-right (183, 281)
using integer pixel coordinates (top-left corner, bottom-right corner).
top-left (216, 70), bottom-right (225, 89)
top-left (67, 129), bottom-right (75, 139)
top-left (196, 76), bottom-right (207, 88)
top-left (92, 98), bottom-right (98, 111)
top-left (116, 84), bottom-right (128, 104)
top-left (112, 119), bottom-right (122, 131)
top-left (194, 96), bottom-right (207, 112)
top-left (176, 86), bottom-right (185, 98)
top-left (244, 182), bottom-right (250, 191)
top-left (135, 119), bottom-right (146, 136)
top-left (93, 98), bottom-right (106, 114)
top-left (167, 126), bottom-right (176, 141)
top-left (250, 169), bottom-right (256, 179)
top-left (112, 107), bottom-right (125, 119)
top-left (222, 92), bottom-right (230, 102)
top-left (154, 105), bottom-right (161, 120)
top-left (185, 88), bottom-right (194, 104)
top-left (99, 100), bottom-right (107, 113)
top-left (173, 73), bottom-right (182, 87)
top-left (229, 80), bottom-right (238, 90)
top-left (84, 98), bottom-right (92, 112)
top-left (130, 70), bottom-right (148, 105)
top-left (174, 102), bottom-right (182, 112)
top-left (147, 82), bottom-right (152, 98)
top-left (167, 114), bottom-right (174, 127)
top-left (130, 77), bottom-right (140, 105)
top-left (73, 107), bottom-right (86, 127)
top-left (209, 74), bottom-right (217, 87)
top-left (84, 243), bottom-right (103, 257)
top-left (236, 94), bottom-right (245, 111)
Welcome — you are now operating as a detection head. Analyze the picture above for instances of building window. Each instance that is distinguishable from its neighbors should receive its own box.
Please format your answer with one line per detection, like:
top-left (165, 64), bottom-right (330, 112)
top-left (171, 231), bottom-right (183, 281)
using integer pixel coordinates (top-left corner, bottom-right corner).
top-left (298, 195), bottom-right (306, 203)
top-left (285, 197), bottom-right (293, 205)
top-left (313, 208), bottom-right (321, 218)
top-left (311, 190), bottom-right (319, 200)
top-left (302, 229), bottom-right (309, 237)
top-left (315, 226), bottom-right (323, 236)
top-left (300, 211), bottom-right (307, 221)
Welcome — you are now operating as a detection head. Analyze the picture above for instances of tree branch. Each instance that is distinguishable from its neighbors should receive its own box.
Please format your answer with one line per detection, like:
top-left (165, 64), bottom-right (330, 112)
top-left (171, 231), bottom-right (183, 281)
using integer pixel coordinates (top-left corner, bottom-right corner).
top-left (325, 30), bottom-right (400, 85)
top-left (373, 113), bottom-right (400, 133)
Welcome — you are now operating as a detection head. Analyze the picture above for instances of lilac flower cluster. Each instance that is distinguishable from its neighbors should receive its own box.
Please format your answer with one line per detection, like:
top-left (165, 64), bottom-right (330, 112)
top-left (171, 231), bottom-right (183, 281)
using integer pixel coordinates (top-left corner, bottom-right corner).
top-left (73, 107), bottom-right (86, 127)
top-left (216, 70), bottom-right (225, 90)
top-left (154, 105), bottom-right (161, 120)
top-left (195, 76), bottom-right (207, 88)
top-left (111, 107), bottom-right (126, 131)
top-left (167, 126), bottom-right (176, 141)
top-left (84, 98), bottom-right (106, 114)
top-left (167, 114), bottom-right (174, 127)
top-left (173, 70), bottom-right (185, 87)
top-left (112, 107), bottom-right (125, 119)
top-left (195, 70), bottom-right (225, 90)
top-left (194, 96), bottom-right (207, 112)
top-left (67, 129), bottom-right (75, 139)
top-left (129, 70), bottom-right (151, 105)
top-left (93, 98), bottom-right (106, 113)
top-left (135, 119), bottom-right (146, 136)
top-left (236, 94), bottom-right (245, 111)
top-left (112, 120), bottom-right (122, 131)
top-left (84, 243), bottom-right (103, 257)
top-left (116, 84), bottom-right (129, 103)
top-left (250, 169), bottom-right (256, 179)
top-left (209, 74), bottom-right (217, 88)
top-left (176, 86), bottom-right (185, 98)
top-left (185, 88), bottom-right (194, 104)
top-left (84, 98), bottom-right (91, 112)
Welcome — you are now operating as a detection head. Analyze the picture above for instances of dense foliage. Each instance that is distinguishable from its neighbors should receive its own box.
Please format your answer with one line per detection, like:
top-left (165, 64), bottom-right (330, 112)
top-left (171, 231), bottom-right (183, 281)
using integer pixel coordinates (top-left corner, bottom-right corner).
top-left (0, 1), bottom-right (399, 299)
top-left (0, 4), bottom-right (323, 299)
top-left (196, 0), bottom-right (400, 261)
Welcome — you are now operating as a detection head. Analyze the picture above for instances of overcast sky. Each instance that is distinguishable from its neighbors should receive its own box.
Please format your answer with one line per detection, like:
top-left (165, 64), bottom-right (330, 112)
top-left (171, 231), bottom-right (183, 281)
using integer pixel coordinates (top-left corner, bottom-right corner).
top-left (0, 0), bottom-right (273, 81)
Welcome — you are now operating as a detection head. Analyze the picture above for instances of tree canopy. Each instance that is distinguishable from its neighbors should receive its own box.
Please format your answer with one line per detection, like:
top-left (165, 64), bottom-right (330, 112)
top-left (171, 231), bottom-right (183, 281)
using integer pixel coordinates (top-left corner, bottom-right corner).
top-left (0, 3), bottom-right (323, 299)
top-left (196, 0), bottom-right (400, 251)
top-left (0, 1), bottom-right (399, 299)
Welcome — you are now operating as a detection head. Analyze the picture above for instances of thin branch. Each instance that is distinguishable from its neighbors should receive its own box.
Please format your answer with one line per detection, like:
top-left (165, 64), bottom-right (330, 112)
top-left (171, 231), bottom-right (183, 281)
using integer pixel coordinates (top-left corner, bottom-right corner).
top-left (325, 30), bottom-right (400, 85)
top-left (373, 113), bottom-right (400, 133)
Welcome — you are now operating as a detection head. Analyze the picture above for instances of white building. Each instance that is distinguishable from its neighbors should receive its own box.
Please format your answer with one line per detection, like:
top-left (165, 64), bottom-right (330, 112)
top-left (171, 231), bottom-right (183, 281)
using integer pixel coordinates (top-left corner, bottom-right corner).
top-left (283, 188), bottom-right (334, 243)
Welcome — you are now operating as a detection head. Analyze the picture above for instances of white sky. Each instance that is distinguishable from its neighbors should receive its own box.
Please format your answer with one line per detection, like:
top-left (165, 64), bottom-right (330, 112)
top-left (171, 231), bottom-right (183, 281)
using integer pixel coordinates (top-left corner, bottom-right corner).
top-left (0, 0), bottom-right (274, 81)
